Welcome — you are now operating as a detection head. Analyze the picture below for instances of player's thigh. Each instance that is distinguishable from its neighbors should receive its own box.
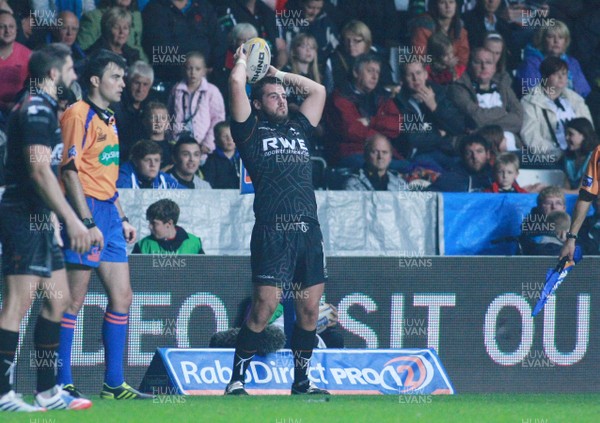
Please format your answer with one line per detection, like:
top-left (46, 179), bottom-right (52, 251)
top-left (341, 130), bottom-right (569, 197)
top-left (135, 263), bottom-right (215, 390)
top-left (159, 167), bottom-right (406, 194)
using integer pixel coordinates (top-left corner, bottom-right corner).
top-left (97, 261), bottom-right (132, 312)
top-left (0, 274), bottom-right (40, 331)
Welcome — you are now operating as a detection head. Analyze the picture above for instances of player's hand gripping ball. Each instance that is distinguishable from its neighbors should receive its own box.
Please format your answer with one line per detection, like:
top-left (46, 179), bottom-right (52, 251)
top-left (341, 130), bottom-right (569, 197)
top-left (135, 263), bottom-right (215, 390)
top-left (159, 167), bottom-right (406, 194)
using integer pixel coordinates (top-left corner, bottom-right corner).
top-left (243, 37), bottom-right (271, 84)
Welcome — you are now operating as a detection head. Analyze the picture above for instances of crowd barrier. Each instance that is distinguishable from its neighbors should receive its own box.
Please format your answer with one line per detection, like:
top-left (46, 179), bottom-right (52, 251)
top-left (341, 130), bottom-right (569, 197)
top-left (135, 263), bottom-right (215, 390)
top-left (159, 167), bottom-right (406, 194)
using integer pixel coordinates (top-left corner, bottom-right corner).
top-left (10, 256), bottom-right (600, 394)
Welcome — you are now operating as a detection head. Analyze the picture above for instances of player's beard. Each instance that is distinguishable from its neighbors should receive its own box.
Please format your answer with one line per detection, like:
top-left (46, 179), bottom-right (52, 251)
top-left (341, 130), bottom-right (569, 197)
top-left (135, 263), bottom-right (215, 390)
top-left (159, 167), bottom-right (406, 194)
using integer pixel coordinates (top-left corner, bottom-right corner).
top-left (260, 107), bottom-right (288, 125)
top-left (56, 76), bottom-right (71, 101)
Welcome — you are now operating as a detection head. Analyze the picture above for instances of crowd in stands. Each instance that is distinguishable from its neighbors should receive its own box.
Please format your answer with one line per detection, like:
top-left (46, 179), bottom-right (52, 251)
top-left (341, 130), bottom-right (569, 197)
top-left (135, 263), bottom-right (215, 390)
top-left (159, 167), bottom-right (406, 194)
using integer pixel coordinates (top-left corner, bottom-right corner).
top-left (2, 0), bottom-right (600, 254)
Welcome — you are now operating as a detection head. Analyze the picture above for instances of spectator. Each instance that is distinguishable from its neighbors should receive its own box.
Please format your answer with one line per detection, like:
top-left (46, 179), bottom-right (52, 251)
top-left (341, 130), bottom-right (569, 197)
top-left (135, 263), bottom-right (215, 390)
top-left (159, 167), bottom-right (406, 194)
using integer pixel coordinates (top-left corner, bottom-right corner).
top-left (132, 198), bottom-right (205, 254)
top-left (47, 11), bottom-right (86, 62)
top-left (520, 57), bottom-right (593, 157)
top-left (284, 0), bottom-right (339, 71)
top-left (117, 139), bottom-right (181, 188)
top-left (448, 47), bottom-right (523, 142)
top-left (283, 33), bottom-right (328, 106)
top-left (0, 10), bottom-right (31, 114)
top-left (327, 20), bottom-right (396, 92)
top-left (482, 32), bottom-right (512, 86)
top-left (114, 60), bottom-right (154, 162)
top-left (409, 0), bottom-right (469, 67)
top-left (519, 185), bottom-right (566, 255)
top-left (516, 20), bottom-right (591, 98)
top-left (87, 7), bottom-right (140, 66)
top-left (462, 0), bottom-right (519, 71)
top-left (201, 121), bottom-right (240, 189)
top-left (578, 196), bottom-right (600, 255)
top-left (483, 152), bottom-right (527, 193)
top-left (168, 51), bottom-right (225, 164)
top-left (428, 134), bottom-right (493, 192)
top-left (563, 118), bottom-right (599, 193)
top-left (527, 210), bottom-right (571, 255)
top-left (77, 0), bottom-right (147, 61)
top-left (395, 60), bottom-right (465, 169)
top-left (140, 101), bottom-right (173, 168)
top-left (142, 0), bottom-right (225, 86)
top-left (344, 134), bottom-right (409, 191)
top-left (325, 53), bottom-right (406, 170)
top-left (167, 135), bottom-right (212, 189)
top-left (477, 124), bottom-right (507, 156)
top-left (228, 0), bottom-right (288, 68)
top-left (425, 31), bottom-right (466, 86)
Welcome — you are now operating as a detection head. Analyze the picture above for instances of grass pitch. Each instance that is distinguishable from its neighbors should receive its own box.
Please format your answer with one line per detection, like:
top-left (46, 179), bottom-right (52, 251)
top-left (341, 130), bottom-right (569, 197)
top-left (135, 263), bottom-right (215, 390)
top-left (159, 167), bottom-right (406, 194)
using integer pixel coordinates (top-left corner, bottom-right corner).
top-left (2, 394), bottom-right (599, 423)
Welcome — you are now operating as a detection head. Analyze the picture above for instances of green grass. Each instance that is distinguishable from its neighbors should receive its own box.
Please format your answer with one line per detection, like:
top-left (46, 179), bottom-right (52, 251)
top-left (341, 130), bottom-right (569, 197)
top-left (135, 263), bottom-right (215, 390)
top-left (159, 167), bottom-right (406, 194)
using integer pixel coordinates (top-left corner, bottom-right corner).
top-left (3, 394), bottom-right (600, 423)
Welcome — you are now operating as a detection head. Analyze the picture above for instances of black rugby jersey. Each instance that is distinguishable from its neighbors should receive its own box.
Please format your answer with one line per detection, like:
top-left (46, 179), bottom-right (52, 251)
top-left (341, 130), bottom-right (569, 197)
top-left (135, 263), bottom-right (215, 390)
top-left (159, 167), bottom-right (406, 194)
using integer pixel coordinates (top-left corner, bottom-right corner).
top-left (3, 91), bottom-right (63, 209)
top-left (231, 111), bottom-right (318, 225)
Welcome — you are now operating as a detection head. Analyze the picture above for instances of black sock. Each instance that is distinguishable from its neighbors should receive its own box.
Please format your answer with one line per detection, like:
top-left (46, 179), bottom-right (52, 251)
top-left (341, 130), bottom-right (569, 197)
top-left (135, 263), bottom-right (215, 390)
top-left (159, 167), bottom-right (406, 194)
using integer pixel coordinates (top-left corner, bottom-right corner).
top-left (0, 328), bottom-right (19, 395)
top-left (230, 324), bottom-right (262, 383)
top-left (34, 316), bottom-right (61, 393)
top-left (291, 325), bottom-right (316, 385)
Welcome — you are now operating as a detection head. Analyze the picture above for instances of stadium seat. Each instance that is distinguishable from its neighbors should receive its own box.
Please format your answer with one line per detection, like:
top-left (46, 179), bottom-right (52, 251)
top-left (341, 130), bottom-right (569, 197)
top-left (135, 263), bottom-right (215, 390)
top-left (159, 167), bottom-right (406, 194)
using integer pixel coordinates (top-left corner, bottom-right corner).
top-left (516, 169), bottom-right (566, 188)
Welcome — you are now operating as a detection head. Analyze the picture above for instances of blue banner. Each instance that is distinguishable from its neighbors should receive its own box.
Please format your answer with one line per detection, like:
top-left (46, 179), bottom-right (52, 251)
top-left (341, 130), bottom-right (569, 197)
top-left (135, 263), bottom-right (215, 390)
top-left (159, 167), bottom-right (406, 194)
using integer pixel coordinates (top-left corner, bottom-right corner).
top-left (443, 193), bottom-right (582, 255)
top-left (157, 348), bottom-right (455, 395)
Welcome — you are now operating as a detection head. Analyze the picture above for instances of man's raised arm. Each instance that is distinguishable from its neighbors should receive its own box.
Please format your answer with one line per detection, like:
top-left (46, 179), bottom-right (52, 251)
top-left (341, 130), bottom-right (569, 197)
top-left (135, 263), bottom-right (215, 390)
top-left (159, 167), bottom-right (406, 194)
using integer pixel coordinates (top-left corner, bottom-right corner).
top-left (229, 45), bottom-right (252, 123)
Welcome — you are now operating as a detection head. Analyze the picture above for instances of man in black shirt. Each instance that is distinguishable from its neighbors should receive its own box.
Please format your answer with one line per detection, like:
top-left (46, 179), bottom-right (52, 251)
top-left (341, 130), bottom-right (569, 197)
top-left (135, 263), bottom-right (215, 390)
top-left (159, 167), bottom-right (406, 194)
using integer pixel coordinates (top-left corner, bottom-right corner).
top-left (0, 44), bottom-right (91, 412)
top-left (224, 45), bottom-right (328, 396)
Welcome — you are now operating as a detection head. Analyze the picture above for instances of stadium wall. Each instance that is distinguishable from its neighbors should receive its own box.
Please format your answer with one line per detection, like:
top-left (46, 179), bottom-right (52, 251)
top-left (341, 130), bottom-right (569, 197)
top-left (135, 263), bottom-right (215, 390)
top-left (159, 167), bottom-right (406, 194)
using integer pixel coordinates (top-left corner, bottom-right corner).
top-left (10, 256), bottom-right (600, 394)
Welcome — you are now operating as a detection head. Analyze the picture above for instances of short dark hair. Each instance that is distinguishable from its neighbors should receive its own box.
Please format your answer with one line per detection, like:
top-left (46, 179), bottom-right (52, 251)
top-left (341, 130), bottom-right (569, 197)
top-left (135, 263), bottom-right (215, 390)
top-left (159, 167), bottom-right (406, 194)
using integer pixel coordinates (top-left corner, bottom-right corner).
top-left (477, 125), bottom-right (504, 154)
top-left (29, 43), bottom-right (72, 80)
top-left (540, 56), bottom-right (569, 80)
top-left (251, 76), bottom-right (282, 102)
top-left (565, 117), bottom-right (599, 156)
top-left (214, 121), bottom-right (230, 138)
top-left (146, 199), bottom-right (180, 225)
top-left (459, 134), bottom-right (490, 157)
top-left (83, 49), bottom-right (127, 89)
top-left (172, 134), bottom-right (200, 156)
top-left (352, 53), bottom-right (381, 75)
top-left (130, 139), bottom-right (162, 161)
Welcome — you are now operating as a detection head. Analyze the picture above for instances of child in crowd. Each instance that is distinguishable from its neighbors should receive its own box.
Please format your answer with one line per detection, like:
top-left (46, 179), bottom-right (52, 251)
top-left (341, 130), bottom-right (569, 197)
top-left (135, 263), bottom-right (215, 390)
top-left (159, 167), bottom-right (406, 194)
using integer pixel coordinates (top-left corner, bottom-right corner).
top-left (426, 32), bottom-right (465, 85)
top-left (485, 152), bottom-right (527, 193)
top-left (168, 51), bottom-right (225, 164)
top-left (201, 121), bottom-right (240, 189)
top-left (132, 199), bottom-right (205, 254)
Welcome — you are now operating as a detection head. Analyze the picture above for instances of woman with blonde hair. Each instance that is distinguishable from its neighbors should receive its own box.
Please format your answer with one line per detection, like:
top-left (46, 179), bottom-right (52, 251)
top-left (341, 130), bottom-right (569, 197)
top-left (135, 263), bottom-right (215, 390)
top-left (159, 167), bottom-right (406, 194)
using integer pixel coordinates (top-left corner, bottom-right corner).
top-left (86, 6), bottom-right (140, 66)
top-left (516, 20), bottom-right (590, 98)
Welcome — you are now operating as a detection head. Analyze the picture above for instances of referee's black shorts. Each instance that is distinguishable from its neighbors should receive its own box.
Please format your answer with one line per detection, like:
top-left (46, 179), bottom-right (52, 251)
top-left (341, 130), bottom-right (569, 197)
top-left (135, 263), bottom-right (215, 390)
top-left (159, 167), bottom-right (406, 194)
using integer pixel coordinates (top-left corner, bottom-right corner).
top-left (251, 221), bottom-right (327, 289)
top-left (0, 201), bottom-right (64, 278)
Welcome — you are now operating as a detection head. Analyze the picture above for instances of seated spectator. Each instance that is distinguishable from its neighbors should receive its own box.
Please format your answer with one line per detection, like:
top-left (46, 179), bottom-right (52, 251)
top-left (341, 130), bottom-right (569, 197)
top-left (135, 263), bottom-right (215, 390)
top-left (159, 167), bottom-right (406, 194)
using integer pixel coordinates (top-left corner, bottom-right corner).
top-left (87, 7), bottom-right (140, 66)
top-left (344, 134), bottom-right (409, 191)
top-left (142, 0), bottom-right (225, 86)
top-left (284, 0), bottom-right (339, 74)
top-left (428, 134), bottom-right (493, 192)
top-left (477, 124), bottom-right (520, 156)
top-left (482, 32), bottom-right (512, 86)
top-left (462, 0), bottom-right (519, 71)
top-left (425, 31), bottom-right (466, 86)
top-left (563, 118), bottom-right (599, 193)
top-left (78, 0), bottom-right (147, 61)
top-left (516, 20), bottom-right (591, 99)
top-left (448, 47), bottom-right (523, 143)
top-left (168, 51), bottom-right (225, 165)
top-left (132, 198), bottom-right (205, 254)
top-left (114, 60), bottom-right (154, 162)
top-left (140, 101), bottom-right (173, 168)
top-left (327, 20), bottom-right (396, 92)
top-left (519, 185), bottom-right (566, 255)
top-left (326, 53), bottom-right (406, 170)
top-left (167, 135), bottom-right (212, 189)
top-left (528, 210), bottom-right (571, 256)
top-left (520, 57), bottom-right (593, 158)
top-left (0, 10), bottom-right (31, 114)
top-left (48, 11), bottom-right (86, 62)
top-left (578, 196), bottom-right (600, 255)
top-left (117, 139), bottom-right (182, 188)
top-left (395, 60), bottom-right (465, 170)
top-left (409, 0), bottom-right (469, 67)
top-left (484, 152), bottom-right (527, 193)
top-left (201, 121), bottom-right (240, 189)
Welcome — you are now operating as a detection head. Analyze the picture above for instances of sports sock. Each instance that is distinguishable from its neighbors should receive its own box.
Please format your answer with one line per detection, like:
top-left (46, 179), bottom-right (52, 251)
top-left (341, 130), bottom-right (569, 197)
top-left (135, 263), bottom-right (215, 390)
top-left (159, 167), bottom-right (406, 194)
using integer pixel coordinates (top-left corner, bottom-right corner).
top-left (56, 312), bottom-right (77, 385)
top-left (0, 328), bottom-right (19, 395)
top-left (291, 324), bottom-right (316, 385)
top-left (34, 316), bottom-right (61, 393)
top-left (102, 309), bottom-right (128, 387)
top-left (230, 324), bottom-right (262, 383)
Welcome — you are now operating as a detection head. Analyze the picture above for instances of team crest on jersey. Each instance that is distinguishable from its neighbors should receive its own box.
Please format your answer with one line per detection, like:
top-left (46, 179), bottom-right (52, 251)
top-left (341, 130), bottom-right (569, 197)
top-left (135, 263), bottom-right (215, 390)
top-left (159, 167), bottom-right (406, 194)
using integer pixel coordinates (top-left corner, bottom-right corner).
top-left (582, 176), bottom-right (593, 188)
top-left (96, 128), bottom-right (107, 142)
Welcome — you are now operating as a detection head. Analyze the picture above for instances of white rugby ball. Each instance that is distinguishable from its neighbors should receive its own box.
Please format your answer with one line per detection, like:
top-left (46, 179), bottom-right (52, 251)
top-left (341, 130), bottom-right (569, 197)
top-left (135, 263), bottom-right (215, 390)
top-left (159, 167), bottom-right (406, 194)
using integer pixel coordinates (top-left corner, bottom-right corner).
top-left (243, 37), bottom-right (271, 84)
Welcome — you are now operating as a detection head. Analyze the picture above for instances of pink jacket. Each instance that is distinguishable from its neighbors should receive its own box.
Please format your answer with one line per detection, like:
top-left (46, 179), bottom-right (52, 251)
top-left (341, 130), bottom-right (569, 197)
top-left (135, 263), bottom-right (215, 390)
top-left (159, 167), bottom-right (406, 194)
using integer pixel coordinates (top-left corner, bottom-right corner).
top-left (168, 78), bottom-right (225, 160)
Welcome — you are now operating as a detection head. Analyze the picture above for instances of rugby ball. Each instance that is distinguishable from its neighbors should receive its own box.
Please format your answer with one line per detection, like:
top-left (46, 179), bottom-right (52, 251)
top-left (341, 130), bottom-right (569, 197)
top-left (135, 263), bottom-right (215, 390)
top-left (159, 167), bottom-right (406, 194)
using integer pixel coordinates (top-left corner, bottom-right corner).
top-left (243, 37), bottom-right (271, 84)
